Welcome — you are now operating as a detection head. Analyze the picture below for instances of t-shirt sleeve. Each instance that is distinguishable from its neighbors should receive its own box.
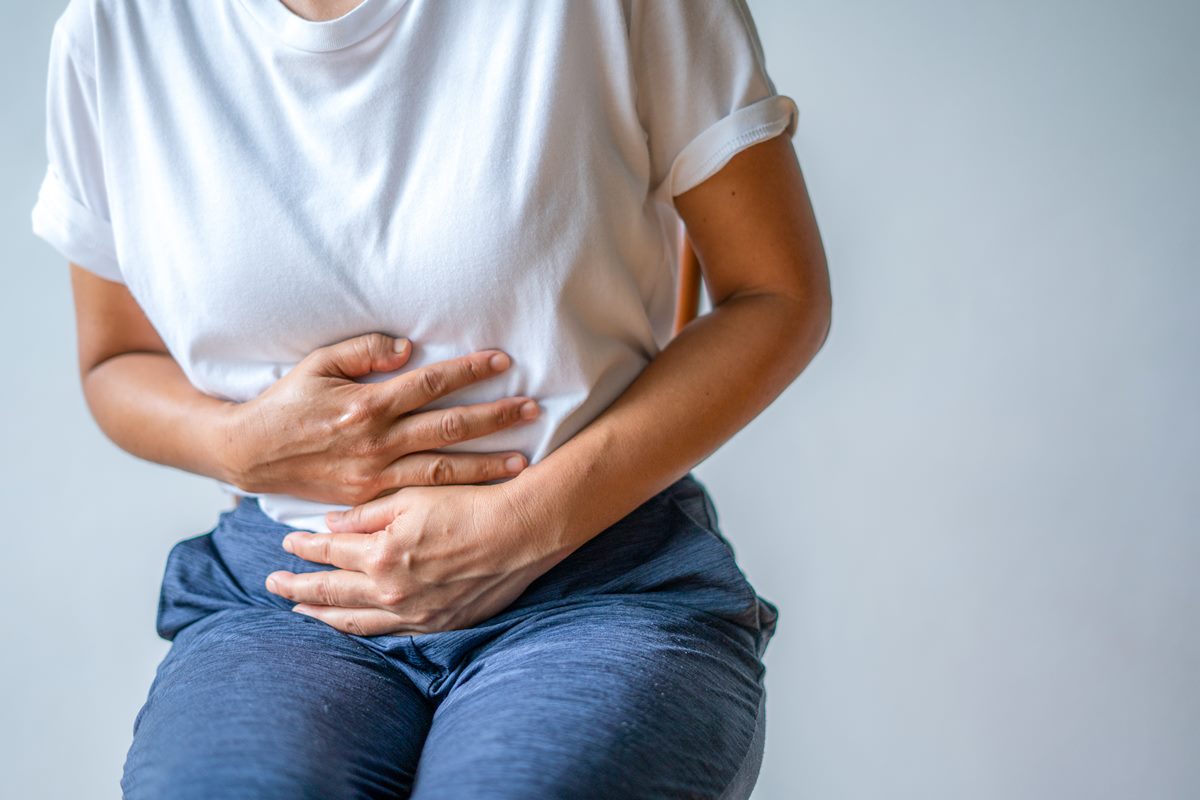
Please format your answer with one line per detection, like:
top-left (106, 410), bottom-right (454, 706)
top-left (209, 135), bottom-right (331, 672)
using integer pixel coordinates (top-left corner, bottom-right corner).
top-left (30, 13), bottom-right (123, 284)
top-left (629, 0), bottom-right (799, 199)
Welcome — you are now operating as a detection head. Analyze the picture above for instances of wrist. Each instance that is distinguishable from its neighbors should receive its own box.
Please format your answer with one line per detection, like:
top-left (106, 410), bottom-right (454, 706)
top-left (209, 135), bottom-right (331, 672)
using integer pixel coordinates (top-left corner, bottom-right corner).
top-left (207, 398), bottom-right (251, 488)
top-left (496, 469), bottom-right (574, 568)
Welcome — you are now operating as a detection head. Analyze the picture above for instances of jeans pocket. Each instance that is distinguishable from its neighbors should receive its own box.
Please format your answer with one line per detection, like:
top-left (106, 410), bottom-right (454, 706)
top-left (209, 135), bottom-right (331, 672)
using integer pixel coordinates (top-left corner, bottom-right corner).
top-left (155, 522), bottom-right (249, 641)
top-left (155, 532), bottom-right (210, 640)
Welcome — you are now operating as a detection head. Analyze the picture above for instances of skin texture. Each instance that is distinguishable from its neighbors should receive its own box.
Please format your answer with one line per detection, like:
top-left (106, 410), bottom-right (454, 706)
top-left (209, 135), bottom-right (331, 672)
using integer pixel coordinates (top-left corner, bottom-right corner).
top-left (265, 130), bottom-right (833, 635)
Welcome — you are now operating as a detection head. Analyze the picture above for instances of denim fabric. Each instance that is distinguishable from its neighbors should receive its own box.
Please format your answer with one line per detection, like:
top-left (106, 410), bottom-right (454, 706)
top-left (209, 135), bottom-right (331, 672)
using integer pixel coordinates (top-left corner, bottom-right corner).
top-left (121, 472), bottom-right (779, 799)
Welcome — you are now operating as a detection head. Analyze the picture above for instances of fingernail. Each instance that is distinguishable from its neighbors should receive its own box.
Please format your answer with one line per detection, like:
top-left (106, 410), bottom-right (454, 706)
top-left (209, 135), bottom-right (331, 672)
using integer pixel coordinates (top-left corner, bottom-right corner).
top-left (490, 352), bottom-right (511, 371)
top-left (520, 400), bottom-right (539, 420)
top-left (266, 575), bottom-right (278, 592)
top-left (505, 455), bottom-right (525, 472)
top-left (394, 338), bottom-right (410, 353)
top-left (282, 534), bottom-right (296, 553)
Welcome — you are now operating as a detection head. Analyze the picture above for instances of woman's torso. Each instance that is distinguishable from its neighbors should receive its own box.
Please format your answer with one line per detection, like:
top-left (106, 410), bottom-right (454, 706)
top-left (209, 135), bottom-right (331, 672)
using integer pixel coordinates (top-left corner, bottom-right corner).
top-left (83, 0), bottom-right (684, 528)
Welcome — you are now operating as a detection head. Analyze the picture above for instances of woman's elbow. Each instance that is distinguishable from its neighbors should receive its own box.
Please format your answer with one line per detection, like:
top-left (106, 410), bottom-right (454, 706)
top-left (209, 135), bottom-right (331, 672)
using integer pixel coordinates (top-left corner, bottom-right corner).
top-left (779, 255), bottom-right (833, 363)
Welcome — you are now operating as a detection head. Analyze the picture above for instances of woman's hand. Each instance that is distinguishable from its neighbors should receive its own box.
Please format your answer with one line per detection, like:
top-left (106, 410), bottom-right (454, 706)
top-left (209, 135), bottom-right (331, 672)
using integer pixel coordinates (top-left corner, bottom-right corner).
top-left (223, 332), bottom-right (541, 505)
top-left (262, 482), bottom-right (567, 635)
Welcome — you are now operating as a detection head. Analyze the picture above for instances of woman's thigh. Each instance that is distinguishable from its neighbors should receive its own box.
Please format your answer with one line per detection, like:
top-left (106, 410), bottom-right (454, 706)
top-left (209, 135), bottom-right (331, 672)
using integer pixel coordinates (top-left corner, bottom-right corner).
top-left (121, 607), bottom-right (432, 800)
top-left (410, 600), bottom-right (767, 800)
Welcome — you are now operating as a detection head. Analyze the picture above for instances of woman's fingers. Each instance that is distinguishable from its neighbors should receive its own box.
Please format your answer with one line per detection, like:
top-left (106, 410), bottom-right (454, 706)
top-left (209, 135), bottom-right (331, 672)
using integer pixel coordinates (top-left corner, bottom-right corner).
top-left (265, 568), bottom-right (377, 608)
top-left (325, 491), bottom-right (404, 533)
top-left (291, 605), bottom-right (415, 637)
top-left (374, 450), bottom-right (528, 491)
top-left (280, 530), bottom-right (375, 569)
top-left (304, 332), bottom-right (413, 380)
top-left (388, 396), bottom-right (540, 453)
top-left (381, 350), bottom-right (513, 416)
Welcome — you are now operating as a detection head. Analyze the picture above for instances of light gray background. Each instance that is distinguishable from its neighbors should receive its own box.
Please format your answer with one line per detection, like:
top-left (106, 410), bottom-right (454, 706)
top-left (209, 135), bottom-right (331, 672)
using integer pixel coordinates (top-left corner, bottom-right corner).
top-left (2, 1), bottom-right (1196, 798)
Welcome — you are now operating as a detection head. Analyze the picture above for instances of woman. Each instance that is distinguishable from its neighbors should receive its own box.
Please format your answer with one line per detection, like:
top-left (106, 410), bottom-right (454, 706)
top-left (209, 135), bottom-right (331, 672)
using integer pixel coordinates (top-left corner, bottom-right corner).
top-left (32, 0), bottom-right (830, 797)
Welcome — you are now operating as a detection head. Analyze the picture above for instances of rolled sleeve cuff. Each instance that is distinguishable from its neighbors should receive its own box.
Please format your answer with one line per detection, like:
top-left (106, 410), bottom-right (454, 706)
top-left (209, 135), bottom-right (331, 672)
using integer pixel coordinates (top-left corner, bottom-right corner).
top-left (30, 165), bottom-right (123, 284)
top-left (664, 94), bottom-right (800, 198)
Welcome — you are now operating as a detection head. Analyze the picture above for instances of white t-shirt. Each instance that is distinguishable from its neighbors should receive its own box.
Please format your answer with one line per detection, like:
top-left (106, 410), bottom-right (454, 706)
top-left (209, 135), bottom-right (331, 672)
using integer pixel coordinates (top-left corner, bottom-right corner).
top-left (32, 0), bottom-right (798, 531)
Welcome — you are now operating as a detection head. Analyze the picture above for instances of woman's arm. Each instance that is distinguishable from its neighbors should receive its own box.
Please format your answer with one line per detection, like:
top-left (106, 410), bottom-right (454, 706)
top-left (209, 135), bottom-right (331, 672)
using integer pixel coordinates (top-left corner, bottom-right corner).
top-left (268, 131), bottom-right (829, 635)
top-left (503, 130), bottom-right (831, 550)
top-left (70, 266), bottom-right (541, 504)
top-left (71, 264), bottom-right (246, 484)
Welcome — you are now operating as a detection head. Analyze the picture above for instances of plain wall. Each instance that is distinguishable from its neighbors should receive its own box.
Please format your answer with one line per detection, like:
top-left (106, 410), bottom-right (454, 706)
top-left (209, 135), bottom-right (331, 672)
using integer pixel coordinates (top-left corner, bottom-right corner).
top-left (2, 1), bottom-right (1196, 798)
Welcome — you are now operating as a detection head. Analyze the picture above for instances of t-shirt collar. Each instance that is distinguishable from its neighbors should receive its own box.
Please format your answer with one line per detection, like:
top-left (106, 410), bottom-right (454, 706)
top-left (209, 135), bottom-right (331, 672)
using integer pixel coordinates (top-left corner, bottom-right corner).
top-left (234, 0), bottom-right (408, 52)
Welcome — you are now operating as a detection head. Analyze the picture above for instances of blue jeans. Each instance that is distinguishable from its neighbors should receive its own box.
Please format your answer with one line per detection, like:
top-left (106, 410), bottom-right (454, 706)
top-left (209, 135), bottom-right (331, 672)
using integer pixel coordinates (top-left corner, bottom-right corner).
top-left (121, 473), bottom-right (779, 799)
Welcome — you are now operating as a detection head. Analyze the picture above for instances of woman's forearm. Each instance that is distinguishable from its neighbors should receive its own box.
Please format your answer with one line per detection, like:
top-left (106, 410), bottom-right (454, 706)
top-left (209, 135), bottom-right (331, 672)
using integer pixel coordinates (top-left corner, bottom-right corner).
top-left (82, 351), bottom-right (241, 483)
top-left (503, 287), bottom-right (830, 557)
top-left (78, 333), bottom-right (543, 505)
